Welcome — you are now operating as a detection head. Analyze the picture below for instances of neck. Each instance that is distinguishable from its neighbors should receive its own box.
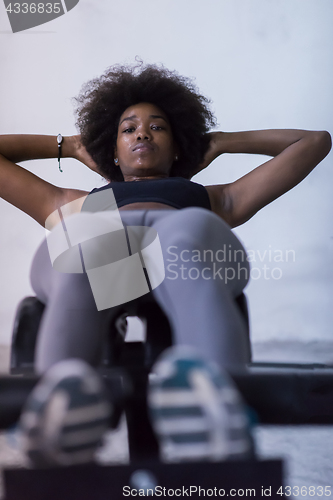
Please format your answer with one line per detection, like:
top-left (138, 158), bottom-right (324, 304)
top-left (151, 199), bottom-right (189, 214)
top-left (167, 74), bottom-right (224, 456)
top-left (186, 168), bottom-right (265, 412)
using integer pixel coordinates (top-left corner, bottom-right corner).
top-left (123, 174), bottom-right (170, 182)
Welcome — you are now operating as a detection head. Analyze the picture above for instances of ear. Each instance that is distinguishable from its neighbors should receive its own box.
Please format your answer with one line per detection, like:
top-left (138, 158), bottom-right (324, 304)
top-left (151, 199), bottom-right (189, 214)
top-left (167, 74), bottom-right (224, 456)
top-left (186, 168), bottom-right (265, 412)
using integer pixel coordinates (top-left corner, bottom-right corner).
top-left (113, 146), bottom-right (117, 159)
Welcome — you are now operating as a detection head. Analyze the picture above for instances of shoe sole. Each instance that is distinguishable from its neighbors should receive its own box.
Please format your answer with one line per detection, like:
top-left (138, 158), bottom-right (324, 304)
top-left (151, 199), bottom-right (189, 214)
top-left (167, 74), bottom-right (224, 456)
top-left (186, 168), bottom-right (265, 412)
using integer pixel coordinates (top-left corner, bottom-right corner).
top-left (19, 359), bottom-right (111, 467)
top-left (148, 347), bottom-right (253, 463)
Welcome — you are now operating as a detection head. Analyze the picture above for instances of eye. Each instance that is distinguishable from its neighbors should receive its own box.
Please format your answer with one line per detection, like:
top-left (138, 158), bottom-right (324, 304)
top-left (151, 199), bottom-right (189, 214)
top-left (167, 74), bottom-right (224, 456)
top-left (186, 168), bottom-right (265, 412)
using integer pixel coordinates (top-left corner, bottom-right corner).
top-left (151, 125), bottom-right (164, 131)
top-left (123, 127), bottom-right (135, 133)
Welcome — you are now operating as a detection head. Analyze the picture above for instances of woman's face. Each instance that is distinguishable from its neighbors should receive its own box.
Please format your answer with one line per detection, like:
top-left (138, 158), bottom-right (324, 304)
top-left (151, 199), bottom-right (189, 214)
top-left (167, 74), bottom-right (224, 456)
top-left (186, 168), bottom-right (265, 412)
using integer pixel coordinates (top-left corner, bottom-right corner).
top-left (114, 102), bottom-right (178, 180)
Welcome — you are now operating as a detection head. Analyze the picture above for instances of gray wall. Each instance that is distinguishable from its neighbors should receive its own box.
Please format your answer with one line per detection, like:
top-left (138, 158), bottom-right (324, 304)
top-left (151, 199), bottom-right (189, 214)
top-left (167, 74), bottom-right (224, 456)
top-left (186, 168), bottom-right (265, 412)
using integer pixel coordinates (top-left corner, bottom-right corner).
top-left (0, 0), bottom-right (332, 346)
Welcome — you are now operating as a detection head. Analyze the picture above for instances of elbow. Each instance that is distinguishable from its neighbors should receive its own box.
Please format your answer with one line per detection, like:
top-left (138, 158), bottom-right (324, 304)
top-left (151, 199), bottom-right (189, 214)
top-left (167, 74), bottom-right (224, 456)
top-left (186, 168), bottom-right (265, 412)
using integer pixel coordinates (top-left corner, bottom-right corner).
top-left (306, 130), bottom-right (332, 164)
top-left (316, 130), bottom-right (332, 157)
top-left (323, 130), bottom-right (332, 155)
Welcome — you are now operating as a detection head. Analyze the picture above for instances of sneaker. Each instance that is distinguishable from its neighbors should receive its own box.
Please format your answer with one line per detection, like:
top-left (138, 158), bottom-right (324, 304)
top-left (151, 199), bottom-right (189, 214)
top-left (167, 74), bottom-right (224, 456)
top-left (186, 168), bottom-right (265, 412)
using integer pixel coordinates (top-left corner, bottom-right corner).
top-left (19, 359), bottom-right (112, 467)
top-left (148, 346), bottom-right (254, 463)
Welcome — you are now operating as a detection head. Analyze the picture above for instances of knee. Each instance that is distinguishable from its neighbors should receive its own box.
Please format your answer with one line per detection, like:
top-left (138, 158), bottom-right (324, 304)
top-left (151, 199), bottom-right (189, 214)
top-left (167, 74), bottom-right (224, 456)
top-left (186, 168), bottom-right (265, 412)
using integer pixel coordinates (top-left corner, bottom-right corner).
top-left (163, 207), bottom-right (234, 247)
top-left (182, 207), bottom-right (230, 236)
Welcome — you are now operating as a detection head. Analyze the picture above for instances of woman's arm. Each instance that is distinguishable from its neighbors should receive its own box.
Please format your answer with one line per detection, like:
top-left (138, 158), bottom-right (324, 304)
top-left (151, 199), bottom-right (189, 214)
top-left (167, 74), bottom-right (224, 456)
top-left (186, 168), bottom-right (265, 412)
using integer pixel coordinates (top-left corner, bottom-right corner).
top-left (193, 129), bottom-right (331, 174)
top-left (203, 129), bottom-right (332, 227)
top-left (0, 135), bottom-right (92, 226)
top-left (0, 134), bottom-right (99, 170)
top-left (0, 134), bottom-right (74, 163)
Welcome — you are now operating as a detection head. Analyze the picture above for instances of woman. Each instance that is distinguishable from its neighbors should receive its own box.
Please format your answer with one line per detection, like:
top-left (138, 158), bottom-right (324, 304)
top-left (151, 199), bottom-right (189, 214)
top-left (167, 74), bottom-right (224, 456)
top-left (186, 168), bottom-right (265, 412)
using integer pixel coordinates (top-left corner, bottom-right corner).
top-left (1, 64), bottom-right (331, 466)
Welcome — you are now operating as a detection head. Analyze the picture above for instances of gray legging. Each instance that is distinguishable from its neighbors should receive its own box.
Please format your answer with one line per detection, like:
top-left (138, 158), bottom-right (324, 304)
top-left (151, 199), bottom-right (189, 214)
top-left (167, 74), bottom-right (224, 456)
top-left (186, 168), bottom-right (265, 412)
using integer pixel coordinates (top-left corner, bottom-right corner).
top-left (30, 207), bottom-right (250, 374)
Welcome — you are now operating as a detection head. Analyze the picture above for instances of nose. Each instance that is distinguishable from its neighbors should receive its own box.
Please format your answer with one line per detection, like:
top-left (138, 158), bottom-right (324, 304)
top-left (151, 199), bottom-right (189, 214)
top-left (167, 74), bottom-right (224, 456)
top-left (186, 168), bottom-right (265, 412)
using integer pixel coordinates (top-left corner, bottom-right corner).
top-left (136, 124), bottom-right (152, 141)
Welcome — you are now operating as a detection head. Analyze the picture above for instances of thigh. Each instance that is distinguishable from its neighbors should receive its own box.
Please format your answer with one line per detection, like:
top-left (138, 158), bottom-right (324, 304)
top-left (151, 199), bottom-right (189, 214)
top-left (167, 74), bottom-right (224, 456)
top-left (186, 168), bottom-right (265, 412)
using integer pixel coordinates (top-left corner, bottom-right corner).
top-left (31, 208), bottom-right (249, 303)
top-left (144, 207), bottom-right (250, 297)
top-left (30, 238), bottom-right (59, 304)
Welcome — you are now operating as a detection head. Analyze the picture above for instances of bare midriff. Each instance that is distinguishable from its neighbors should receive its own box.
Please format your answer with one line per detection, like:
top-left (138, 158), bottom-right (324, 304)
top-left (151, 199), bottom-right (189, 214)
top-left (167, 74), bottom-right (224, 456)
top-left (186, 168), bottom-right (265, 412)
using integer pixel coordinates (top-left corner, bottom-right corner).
top-left (118, 202), bottom-right (177, 211)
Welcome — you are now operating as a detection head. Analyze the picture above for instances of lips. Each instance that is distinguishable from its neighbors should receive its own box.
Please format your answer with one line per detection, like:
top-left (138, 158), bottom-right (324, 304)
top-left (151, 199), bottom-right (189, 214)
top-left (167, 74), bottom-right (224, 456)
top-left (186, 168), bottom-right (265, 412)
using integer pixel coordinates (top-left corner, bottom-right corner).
top-left (133, 143), bottom-right (154, 152)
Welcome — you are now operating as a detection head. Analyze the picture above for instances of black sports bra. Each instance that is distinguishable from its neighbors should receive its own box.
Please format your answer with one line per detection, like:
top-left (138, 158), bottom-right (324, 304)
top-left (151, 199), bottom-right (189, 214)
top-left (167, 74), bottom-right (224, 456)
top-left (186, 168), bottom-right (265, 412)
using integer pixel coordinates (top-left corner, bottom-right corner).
top-left (82, 177), bottom-right (211, 212)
